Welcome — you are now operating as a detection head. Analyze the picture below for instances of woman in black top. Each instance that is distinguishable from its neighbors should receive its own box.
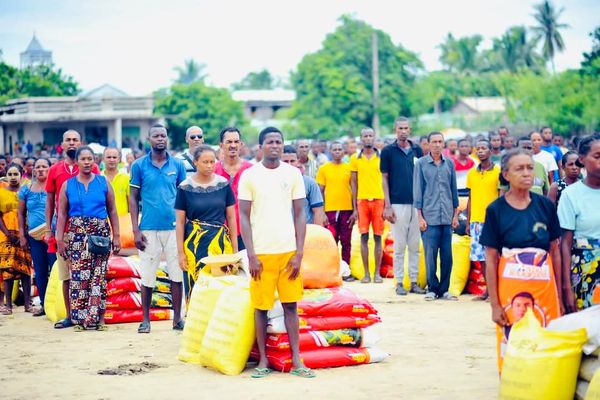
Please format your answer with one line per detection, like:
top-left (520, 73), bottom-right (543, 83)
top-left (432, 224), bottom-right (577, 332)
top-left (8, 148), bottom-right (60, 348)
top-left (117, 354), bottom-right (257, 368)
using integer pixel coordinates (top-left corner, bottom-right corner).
top-left (175, 145), bottom-right (238, 298)
top-left (480, 149), bottom-right (564, 372)
top-left (548, 151), bottom-right (580, 207)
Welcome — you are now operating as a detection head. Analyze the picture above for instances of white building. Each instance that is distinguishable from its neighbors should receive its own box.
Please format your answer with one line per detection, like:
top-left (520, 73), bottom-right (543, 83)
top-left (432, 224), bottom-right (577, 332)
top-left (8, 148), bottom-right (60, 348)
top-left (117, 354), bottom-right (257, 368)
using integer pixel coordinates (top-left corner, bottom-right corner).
top-left (20, 35), bottom-right (52, 69)
top-left (0, 84), bottom-right (160, 154)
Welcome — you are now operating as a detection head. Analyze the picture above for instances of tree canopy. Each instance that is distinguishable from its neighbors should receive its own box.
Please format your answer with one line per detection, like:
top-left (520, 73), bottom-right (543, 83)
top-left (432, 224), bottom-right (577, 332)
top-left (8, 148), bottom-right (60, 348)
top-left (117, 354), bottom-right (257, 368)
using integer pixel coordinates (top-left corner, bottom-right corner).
top-left (289, 15), bottom-right (422, 138)
top-left (173, 59), bottom-right (207, 85)
top-left (232, 69), bottom-right (277, 90)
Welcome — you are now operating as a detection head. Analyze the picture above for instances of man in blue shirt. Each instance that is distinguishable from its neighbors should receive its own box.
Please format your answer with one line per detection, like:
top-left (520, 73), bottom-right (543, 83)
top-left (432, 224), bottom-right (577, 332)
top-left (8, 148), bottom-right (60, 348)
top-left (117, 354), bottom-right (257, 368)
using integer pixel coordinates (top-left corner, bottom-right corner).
top-left (130, 124), bottom-right (187, 334)
top-left (281, 145), bottom-right (326, 226)
top-left (541, 126), bottom-right (563, 180)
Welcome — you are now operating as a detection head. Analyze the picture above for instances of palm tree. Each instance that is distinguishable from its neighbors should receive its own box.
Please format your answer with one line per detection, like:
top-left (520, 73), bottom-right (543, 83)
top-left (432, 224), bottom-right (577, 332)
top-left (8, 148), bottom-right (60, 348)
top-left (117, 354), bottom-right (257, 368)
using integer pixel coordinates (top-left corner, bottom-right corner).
top-left (173, 59), bottom-right (206, 85)
top-left (531, 0), bottom-right (569, 73)
top-left (485, 26), bottom-right (543, 73)
top-left (438, 33), bottom-right (483, 74)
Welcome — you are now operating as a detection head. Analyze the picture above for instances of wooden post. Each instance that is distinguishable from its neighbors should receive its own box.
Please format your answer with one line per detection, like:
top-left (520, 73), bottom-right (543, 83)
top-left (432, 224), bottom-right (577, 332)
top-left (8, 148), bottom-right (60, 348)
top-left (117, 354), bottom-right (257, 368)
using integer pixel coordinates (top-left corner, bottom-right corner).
top-left (371, 32), bottom-right (380, 133)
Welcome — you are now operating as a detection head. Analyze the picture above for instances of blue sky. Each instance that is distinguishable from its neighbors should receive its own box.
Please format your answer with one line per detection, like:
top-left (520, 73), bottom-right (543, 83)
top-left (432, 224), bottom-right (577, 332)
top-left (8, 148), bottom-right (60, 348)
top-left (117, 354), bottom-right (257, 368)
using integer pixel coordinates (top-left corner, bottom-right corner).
top-left (0, 0), bottom-right (597, 95)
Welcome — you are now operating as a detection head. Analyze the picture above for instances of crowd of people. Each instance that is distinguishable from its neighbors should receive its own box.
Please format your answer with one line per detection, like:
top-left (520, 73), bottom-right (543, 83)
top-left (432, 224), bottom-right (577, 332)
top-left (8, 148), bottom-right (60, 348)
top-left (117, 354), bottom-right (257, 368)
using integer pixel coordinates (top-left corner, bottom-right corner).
top-left (0, 120), bottom-right (598, 375)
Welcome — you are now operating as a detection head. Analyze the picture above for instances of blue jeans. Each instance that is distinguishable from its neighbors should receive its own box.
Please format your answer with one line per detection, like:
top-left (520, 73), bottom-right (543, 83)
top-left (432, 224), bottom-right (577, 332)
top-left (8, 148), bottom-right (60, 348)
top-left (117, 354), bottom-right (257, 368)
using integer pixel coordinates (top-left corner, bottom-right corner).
top-left (28, 236), bottom-right (57, 307)
top-left (421, 225), bottom-right (453, 297)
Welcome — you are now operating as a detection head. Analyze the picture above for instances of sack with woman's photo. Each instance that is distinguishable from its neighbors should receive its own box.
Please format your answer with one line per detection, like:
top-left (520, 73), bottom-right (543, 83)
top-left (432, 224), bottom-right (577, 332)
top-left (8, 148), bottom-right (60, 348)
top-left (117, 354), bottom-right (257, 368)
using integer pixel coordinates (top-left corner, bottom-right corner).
top-left (87, 235), bottom-right (111, 255)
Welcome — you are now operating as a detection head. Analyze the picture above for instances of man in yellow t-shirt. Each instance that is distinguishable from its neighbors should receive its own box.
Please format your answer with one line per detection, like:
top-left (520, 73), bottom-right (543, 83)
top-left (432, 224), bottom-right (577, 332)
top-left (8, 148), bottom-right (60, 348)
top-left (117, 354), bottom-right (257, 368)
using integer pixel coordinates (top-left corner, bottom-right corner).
top-left (317, 141), bottom-right (354, 280)
top-left (102, 147), bottom-right (130, 216)
top-left (238, 126), bottom-right (315, 378)
top-left (466, 139), bottom-right (500, 301)
top-left (350, 128), bottom-right (385, 284)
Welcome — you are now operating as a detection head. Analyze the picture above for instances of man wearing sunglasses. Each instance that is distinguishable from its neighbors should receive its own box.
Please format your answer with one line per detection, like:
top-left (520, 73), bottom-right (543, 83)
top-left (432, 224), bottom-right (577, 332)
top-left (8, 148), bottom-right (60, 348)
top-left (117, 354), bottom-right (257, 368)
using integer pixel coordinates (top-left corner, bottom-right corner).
top-left (176, 126), bottom-right (204, 178)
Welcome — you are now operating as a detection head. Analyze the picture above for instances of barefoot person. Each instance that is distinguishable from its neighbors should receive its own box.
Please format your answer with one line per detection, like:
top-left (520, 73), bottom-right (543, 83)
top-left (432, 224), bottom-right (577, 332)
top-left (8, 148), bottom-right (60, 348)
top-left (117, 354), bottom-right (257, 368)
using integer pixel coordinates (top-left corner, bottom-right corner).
top-left (130, 124), bottom-right (186, 333)
top-left (45, 130), bottom-right (100, 328)
top-left (0, 164), bottom-right (32, 315)
top-left (239, 126), bottom-right (315, 379)
top-left (55, 147), bottom-right (121, 331)
top-left (480, 149), bottom-right (564, 371)
top-left (350, 128), bottom-right (385, 283)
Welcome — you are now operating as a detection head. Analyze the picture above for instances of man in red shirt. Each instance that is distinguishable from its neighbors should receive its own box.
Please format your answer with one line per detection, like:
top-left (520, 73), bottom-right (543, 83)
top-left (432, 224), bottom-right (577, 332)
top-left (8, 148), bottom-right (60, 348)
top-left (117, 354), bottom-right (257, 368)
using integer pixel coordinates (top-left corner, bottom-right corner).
top-left (214, 127), bottom-right (253, 250)
top-left (45, 129), bottom-right (100, 329)
top-left (453, 138), bottom-right (476, 197)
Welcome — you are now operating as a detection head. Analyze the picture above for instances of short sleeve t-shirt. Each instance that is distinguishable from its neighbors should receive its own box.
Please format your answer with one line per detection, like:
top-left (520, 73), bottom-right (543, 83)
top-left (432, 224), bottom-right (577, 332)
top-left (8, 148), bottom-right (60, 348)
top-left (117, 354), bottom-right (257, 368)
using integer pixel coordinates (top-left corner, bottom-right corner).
top-left (533, 150), bottom-right (558, 175)
top-left (349, 151), bottom-right (384, 200)
top-left (303, 176), bottom-right (324, 224)
top-left (316, 162), bottom-right (352, 212)
top-left (480, 193), bottom-right (561, 251)
top-left (466, 164), bottom-right (500, 223)
top-left (174, 175), bottom-right (235, 225)
top-left (103, 171), bottom-right (130, 216)
top-left (18, 185), bottom-right (47, 229)
top-left (238, 162), bottom-right (306, 254)
top-left (557, 181), bottom-right (600, 240)
top-left (453, 157), bottom-right (476, 195)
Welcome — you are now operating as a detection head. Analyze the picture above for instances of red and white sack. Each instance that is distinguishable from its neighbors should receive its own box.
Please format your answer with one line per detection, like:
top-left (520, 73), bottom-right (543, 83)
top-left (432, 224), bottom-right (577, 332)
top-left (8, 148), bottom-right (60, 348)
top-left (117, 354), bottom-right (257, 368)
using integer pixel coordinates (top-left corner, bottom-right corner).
top-left (267, 314), bottom-right (380, 334)
top-left (104, 308), bottom-right (173, 324)
top-left (266, 327), bottom-right (380, 351)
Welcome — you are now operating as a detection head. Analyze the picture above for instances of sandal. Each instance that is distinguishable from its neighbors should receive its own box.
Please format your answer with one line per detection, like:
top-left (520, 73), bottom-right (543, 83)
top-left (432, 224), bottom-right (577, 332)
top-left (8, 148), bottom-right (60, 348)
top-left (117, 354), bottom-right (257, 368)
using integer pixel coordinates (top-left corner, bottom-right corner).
top-left (1, 307), bottom-right (12, 316)
top-left (360, 276), bottom-right (371, 284)
top-left (33, 308), bottom-right (46, 317)
top-left (290, 367), bottom-right (316, 378)
top-left (373, 276), bottom-right (383, 284)
top-left (96, 324), bottom-right (109, 331)
top-left (251, 367), bottom-right (272, 378)
top-left (25, 305), bottom-right (34, 313)
top-left (74, 325), bottom-right (85, 332)
top-left (138, 321), bottom-right (151, 334)
top-left (172, 320), bottom-right (185, 331)
top-left (54, 318), bottom-right (74, 329)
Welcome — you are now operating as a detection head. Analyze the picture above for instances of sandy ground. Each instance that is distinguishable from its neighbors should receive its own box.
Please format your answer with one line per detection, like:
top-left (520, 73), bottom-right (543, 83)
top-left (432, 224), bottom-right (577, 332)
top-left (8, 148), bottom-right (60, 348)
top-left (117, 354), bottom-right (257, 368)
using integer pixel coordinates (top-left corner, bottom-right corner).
top-left (0, 280), bottom-right (499, 400)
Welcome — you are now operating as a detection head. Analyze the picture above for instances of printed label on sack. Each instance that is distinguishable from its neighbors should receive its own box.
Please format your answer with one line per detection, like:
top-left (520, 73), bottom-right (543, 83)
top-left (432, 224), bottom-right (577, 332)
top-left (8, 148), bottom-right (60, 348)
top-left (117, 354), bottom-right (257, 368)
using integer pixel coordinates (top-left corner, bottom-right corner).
top-left (502, 262), bottom-right (550, 281)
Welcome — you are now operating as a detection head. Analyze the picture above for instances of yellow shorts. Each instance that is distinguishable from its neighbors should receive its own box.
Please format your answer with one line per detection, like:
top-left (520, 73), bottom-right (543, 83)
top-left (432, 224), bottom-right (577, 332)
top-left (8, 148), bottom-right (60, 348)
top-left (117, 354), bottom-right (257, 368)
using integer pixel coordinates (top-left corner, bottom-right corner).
top-left (250, 251), bottom-right (303, 311)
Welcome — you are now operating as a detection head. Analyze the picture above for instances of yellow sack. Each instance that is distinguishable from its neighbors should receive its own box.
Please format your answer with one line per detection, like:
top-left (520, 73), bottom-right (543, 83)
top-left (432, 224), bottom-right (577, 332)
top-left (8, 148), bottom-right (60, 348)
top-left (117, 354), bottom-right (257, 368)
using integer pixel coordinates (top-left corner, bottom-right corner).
top-left (500, 308), bottom-right (587, 400)
top-left (198, 283), bottom-right (255, 375)
top-left (448, 234), bottom-right (471, 296)
top-left (349, 224), bottom-right (390, 280)
top-left (178, 274), bottom-right (237, 364)
top-left (587, 369), bottom-right (600, 399)
top-left (44, 261), bottom-right (67, 323)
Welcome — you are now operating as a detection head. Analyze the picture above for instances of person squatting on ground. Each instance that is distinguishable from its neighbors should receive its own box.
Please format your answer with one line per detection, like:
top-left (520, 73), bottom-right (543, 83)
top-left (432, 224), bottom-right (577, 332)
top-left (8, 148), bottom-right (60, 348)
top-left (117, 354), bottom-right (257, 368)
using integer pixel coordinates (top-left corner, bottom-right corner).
top-left (350, 128), bottom-right (385, 284)
top-left (175, 145), bottom-right (238, 298)
top-left (380, 117), bottom-right (425, 295)
top-left (130, 124), bottom-right (186, 333)
top-left (413, 132), bottom-right (459, 301)
top-left (238, 126), bottom-right (315, 379)
top-left (55, 146), bottom-right (121, 331)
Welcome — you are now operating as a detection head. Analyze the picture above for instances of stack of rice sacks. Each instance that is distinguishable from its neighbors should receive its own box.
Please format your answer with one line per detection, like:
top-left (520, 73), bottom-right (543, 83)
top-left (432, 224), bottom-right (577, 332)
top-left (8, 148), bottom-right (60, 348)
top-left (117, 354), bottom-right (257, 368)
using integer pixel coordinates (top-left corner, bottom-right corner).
top-left (252, 224), bottom-right (389, 371)
top-left (103, 256), bottom-right (173, 324)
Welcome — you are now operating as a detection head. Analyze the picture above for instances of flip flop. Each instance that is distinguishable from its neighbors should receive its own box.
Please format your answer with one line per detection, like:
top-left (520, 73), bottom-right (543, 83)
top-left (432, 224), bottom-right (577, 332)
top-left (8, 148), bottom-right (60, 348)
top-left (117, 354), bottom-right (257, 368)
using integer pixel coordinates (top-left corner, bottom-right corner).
top-left (96, 324), bottom-right (109, 331)
top-left (373, 277), bottom-right (383, 284)
top-left (360, 276), bottom-right (371, 284)
top-left (251, 367), bottom-right (272, 378)
top-left (54, 318), bottom-right (74, 329)
top-left (73, 325), bottom-right (85, 332)
top-left (138, 321), bottom-right (151, 334)
top-left (172, 320), bottom-right (185, 331)
top-left (290, 367), bottom-right (316, 378)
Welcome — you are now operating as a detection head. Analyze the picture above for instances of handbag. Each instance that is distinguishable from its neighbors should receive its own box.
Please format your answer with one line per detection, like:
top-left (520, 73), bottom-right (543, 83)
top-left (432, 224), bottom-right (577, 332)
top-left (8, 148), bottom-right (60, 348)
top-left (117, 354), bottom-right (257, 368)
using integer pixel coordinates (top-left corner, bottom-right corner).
top-left (76, 178), bottom-right (111, 255)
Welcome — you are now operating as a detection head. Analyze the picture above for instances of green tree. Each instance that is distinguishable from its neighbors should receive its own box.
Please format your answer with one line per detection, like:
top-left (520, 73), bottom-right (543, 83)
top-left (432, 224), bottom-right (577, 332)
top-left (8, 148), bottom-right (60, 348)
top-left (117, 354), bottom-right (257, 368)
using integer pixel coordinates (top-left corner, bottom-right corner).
top-left (484, 26), bottom-right (544, 73)
top-left (438, 33), bottom-right (483, 74)
top-left (154, 82), bottom-right (247, 148)
top-left (289, 15), bottom-right (422, 138)
top-left (531, 0), bottom-right (569, 73)
top-left (232, 69), bottom-right (277, 90)
top-left (581, 26), bottom-right (600, 76)
top-left (173, 59), bottom-right (207, 85)
top-left (0, 62), bottom-right (79, 104)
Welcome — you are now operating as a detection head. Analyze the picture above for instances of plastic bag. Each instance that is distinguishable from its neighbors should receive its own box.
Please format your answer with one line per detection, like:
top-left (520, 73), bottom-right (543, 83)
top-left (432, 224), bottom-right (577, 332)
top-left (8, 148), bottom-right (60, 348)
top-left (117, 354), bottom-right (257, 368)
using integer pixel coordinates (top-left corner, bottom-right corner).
top-left (117, 214), bottom-right (135, 249)
top-left (499, 309), bottom-right (587, 400)
top-left (106, 277), bottom-right (143, 296)
top-left (349, 225), bottom-right (390, 280)
top-left (104, 308), bottom-right (172, 324)
top-left (107, 256), bottom-right (141, 279)
top-left (263, 346), bottom-right (389, 372)
top-left (581, 356), bottom-right (600, 382)
top-left (106, 292), bottom-right (172, 309)
top-left (301, 224), bottom-right (341, 289)
top-left (548, 305), bottom-right (600, 355)
top-left (268, 314), bottom-right (380, 333)
top-left (586, 369), bottom-right (600, 399)
top-left (448, 234), bottom-right (471, 296)
top-left (44, 262), bottom-right (66, 323)
top-left (198, 283), bottom-right (255, 375)
top-left (296, 287), bottom-right (376, 317)
top-left (266, 327), bottom-right (380, 351)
